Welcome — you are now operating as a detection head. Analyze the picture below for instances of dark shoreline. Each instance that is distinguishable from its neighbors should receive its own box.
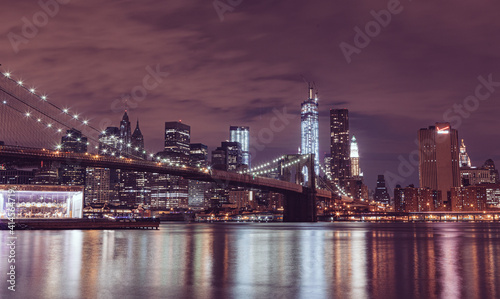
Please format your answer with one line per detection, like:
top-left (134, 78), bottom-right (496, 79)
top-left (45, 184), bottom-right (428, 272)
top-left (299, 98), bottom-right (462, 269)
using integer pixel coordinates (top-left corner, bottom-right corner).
top-left (0, 218), bottom-right (160, 230)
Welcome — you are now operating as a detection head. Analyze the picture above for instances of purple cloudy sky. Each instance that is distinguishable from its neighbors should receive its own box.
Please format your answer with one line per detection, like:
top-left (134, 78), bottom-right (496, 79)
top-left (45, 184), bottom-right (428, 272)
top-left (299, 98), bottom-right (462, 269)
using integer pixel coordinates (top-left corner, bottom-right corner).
top-left (2, 0), bottom-right (500, 189)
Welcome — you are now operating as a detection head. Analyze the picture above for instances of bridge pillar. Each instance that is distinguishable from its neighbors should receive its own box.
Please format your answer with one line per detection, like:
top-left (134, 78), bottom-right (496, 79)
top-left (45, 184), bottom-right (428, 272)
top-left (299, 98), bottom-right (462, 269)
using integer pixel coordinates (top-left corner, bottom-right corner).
top-left (280, 154), bottom-right (317, 222)
top-left (283, 187), bottom-right (317, 222)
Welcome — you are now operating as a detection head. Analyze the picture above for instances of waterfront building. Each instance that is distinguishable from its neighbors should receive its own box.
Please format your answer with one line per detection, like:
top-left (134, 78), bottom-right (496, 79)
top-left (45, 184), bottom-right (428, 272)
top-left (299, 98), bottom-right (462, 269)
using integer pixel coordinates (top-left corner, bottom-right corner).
top-left (394, 185), bottom-right (442, 212)
top-left (0, 185), bottom-right (83, 219)
top-left (450, 186), bottom-right (487, 211)
top-left (84, 167), bottom-right (111, 205)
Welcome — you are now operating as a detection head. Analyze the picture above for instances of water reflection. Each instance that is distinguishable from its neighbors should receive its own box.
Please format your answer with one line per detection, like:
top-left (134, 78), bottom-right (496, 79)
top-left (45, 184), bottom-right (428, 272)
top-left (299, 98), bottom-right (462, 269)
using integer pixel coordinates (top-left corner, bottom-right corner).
top-left (2, 223), bottom-right (500, 298)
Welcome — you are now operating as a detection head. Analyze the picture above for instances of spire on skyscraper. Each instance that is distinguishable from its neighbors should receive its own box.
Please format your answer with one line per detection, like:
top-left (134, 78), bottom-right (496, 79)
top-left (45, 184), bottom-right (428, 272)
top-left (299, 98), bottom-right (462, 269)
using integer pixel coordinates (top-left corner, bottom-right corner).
top-left (132, 119), bottom-right (142, 137)
top-left (350, 135), bottom-right (361, 177)
top-left (131, 119), bottom-right (145, 159)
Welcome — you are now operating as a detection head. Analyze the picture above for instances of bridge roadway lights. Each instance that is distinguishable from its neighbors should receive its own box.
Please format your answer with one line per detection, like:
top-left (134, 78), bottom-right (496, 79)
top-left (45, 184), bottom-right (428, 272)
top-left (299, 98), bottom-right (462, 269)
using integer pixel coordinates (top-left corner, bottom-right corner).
top-left (283, 188), bottom-right (317, 222)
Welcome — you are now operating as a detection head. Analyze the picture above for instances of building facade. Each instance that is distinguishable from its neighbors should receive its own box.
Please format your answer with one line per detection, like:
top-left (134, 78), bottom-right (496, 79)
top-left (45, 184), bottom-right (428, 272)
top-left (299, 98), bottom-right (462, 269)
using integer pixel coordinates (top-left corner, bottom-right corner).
top-left (394, 185), bottom-right (442, 212)
top-left (374, 175), bottom-right (391, 205)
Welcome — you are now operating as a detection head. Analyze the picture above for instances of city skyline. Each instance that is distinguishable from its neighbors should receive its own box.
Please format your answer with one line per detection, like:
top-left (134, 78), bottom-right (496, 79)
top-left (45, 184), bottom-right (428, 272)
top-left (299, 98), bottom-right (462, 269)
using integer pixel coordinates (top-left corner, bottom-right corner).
top-left (1, 1), bottom-right (500, 191)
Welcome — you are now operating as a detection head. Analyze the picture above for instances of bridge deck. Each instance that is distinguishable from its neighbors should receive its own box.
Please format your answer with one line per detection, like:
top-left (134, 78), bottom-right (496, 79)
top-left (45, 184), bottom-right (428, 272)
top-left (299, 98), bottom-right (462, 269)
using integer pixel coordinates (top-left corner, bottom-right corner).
top-left (0, 145), bottom-right (332, 198)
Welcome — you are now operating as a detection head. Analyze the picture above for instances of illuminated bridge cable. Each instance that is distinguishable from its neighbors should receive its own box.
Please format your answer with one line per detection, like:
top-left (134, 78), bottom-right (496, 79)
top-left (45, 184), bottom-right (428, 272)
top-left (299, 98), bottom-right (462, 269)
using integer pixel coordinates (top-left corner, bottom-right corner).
top-left (0, 70), bottom-right (153, 159)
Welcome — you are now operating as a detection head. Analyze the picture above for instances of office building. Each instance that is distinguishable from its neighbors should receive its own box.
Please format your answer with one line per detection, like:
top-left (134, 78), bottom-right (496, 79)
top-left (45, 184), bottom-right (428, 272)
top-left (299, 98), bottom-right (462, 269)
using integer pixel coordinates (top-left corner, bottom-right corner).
top-left (61, 128), bottom-right (87, 153)
top-left (211, 142), bottom-right (242, 172)
top-left (483, 159), bottom-right (499, 183)
top-left (131, 120), bottom-right (145, 159)
top-left (330, 109), bottom-right (350, 187)
top-left (418, 122), bottom-right (460, 198)
top-left (119, 111), bottom-right (132, 155)
top-left (189, 143), bottom-right (208, 168)
top-left (99, 127), bottom-right (120, 155)
top-left (84, 167), bottom-right (111, 205)
top-left (374, 175), bottom-right (390, 205)
top-left (301, 85), bottom-right (320, 175)
top-left (230, 126), bottom-right (250, 169)
top-left (60, 128), bottom-right (87, 186)
top-left (450, 186), bottom-right (487, 211)
top-left (394, 185), bottom-right (442, 212)
top-left (163, 121), bottom-right (190, 163)
top-left (459, 139), bottom-right (472, 167)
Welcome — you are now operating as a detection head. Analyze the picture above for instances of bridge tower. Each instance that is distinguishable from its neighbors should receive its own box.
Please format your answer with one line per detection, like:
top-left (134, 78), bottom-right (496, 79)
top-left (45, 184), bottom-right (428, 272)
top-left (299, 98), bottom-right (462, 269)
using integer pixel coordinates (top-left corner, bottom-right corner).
top-left (279, 154), bottom-right (317, 222)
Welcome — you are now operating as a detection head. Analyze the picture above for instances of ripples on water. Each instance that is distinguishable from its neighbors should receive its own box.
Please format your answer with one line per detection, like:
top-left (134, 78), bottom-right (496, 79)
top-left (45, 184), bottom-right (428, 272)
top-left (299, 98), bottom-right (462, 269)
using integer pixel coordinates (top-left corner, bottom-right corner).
top-left (1, 222), bottom-right (500, 299)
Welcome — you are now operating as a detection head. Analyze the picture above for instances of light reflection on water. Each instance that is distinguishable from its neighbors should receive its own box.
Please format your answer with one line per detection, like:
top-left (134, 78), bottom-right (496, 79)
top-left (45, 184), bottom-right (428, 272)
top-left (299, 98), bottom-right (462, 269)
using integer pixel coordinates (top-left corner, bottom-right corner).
top-left (1, 223), bottom-right (500, 299)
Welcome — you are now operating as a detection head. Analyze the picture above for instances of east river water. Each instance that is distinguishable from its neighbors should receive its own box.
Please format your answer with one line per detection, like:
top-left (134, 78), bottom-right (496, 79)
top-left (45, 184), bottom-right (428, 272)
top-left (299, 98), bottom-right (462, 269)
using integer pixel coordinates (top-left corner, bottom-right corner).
top-left (1, 222), bottom-right (500, 299)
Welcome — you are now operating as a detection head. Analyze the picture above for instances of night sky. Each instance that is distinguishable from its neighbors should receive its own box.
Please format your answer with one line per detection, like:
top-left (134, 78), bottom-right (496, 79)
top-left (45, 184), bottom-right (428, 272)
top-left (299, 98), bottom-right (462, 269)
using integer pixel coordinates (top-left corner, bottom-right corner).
top-left (2, 0), bottom-right (500, 190)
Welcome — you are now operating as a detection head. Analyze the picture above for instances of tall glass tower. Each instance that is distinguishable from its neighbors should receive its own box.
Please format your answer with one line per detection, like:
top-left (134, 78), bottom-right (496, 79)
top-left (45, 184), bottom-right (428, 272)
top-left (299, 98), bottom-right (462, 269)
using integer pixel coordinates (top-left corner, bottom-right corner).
top-left (301, 85), bottom-right (319, 175)
top-left (230, 126), bottom-right (250, 169)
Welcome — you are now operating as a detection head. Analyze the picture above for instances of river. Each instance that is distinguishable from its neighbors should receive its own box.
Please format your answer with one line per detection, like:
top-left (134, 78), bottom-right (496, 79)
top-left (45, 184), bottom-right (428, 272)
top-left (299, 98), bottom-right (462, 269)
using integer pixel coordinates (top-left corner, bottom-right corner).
top-left (1, 222), bottom-right (500, 299)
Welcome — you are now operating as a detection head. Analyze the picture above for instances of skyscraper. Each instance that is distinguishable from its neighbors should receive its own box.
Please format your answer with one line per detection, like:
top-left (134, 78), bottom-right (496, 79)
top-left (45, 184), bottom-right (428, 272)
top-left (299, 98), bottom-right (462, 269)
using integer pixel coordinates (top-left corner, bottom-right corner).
top-left (418, 122), bottom-right (460, 197)
top-left (459, 139), bottom-right (472, 167)
top-left (350, 135), bottom-right (361, 178)
top-left (131, 120), bottom-right (145, 159)
top-left (211, 142), bottom-right (242, 172)
top-left (61, 128), bottom-right (87, 153)
top-left (119, 111), bottom-right (132, 154)
top-left (150, 121), bottom-right (192, 209)
top-left (301, 85), bottom-right (319, 175)
top-left (163, 121), bottom-right (190, 163)
top-left (99, 127), bottom-right (120, 155)
top-left (59, 128), bottom-right (87, 186)
top-left (189, 143), bottom-right (208, 168)
top-left (374, 175), bottom-right (390, 205)
top-left (230, 126), bottom-right (250, 169)
top-left (330, 109), bottom-right (350, 187)
top-left (120, 119), bottom-right (148, 206)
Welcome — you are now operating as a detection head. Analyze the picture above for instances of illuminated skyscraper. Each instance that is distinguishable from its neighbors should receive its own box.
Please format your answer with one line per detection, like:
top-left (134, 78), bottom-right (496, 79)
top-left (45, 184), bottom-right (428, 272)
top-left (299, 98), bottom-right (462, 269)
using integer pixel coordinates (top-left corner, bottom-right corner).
top-left (99, 127), bottom-right (120, 155)
top-left (350, 135), bottom-right (361, 178)
top-left (163, 121), bottom-right (190, 163)
top-left (230, 126), bottom-right (250, 169)
top-left (459, 139), bottom-right (471, 167)
top-left (301, 85), bottom-right (319, 175)
top-left (119, 111), bottom-right (132, 154)
top-left (61, 128), bottom-right (87, 153)
top-left (330, 109), bottom-right (350, 187)
top-left (418, 122), bottom-right (460, 197)
top-left (374, 175), bottom-right (390, 205)
top-left (131, 120), bottom-right (145, 159)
